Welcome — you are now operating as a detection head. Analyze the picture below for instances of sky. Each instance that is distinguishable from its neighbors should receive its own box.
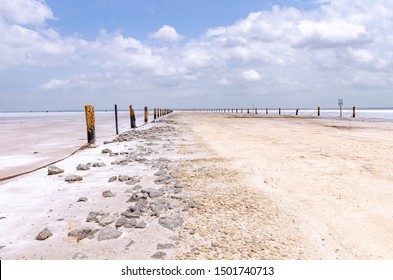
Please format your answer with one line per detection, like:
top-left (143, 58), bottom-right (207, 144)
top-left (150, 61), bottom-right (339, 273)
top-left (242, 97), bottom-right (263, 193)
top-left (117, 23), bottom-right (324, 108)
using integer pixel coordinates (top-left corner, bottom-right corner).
top-left (1, 0), bottom-right (393, 111)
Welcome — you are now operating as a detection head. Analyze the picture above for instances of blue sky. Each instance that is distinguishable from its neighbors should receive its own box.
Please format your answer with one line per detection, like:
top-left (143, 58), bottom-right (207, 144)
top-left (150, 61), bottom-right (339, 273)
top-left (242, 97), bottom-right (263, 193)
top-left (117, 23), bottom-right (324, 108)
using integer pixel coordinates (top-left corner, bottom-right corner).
top-left (1, 0), bottom-right (393, 111)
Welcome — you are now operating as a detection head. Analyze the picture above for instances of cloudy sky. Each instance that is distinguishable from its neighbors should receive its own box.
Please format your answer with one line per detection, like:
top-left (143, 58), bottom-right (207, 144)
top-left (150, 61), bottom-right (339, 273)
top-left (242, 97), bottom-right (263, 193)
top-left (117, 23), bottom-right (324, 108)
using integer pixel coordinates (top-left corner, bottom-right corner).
top-left (1, 0), bottom-right (393, 111)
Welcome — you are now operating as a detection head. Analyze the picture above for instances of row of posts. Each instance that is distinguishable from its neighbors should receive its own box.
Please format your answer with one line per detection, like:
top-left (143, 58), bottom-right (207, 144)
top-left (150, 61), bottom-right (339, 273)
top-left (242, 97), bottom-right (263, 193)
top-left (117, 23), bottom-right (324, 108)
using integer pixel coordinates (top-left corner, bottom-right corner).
top-left (211, 107), bottom-right (357, 118)
top-left (84, 105), bottom-right (173, 144)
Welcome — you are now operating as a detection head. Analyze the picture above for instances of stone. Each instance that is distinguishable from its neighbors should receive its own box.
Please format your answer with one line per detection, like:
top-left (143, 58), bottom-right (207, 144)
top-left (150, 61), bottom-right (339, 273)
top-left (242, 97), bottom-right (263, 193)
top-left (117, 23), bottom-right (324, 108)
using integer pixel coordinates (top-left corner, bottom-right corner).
top-left (68, 228), bottom-right (99, 242)
top-left (135, 222), bottom-right (147, 229)
top-left (151, 251), bottom-right (167, 259)
top-left (98, 215), bottom-right (116, 226)
top-left (154, 169), bottom-right (167, 176)
top-left (125, 176), bottom-right (141, 185)
top-left (77, 197), bottom-right (88, 202)
top-left (48, 165), bottom-right (64, 175)
top-left (158, 214), bottom-right (184, 231)
top-left (125, 240), bottom-right (135, 250)
top-left (118, 175), bottom-right (130, 182)
top-left (154, 175), bottom-right (172, 184)
top-left (108, 176), bottom-right (117, 182)
top-left (86, 211), bottom-right (104, 223)
top-left (123, 219), bottom-right (137, 228)
top-left (98, 162), bottom-right (106, 167)
top-left (167, 200), bottom-right (183, 209)
top-left (36, 228), bottom-right (53, 240)
top-left (157, 243), bottom-right (176, 250)
top-left (102, 190), bottom-right (116, 198)
top-left (121, 211), bottom-right (141, 219)
top-left (142, 189), bottom-right (165, 198)
top-left (133, 184), bottom-right (143, 190)
top-left (65, 175), bottom-right (82, 183)
top-left (102, 148), bottom-right (112, 154)
top-left (76, 164), bottom-right (90, 171)
top-left (72, 252), bottom-right (88, 260)
top-left (0, 245), bottom-right (5, 250)
top-left (127, 192), bottom-right (148, 202)
top-left (97, 226), bottom-right (122, 241)
top-left (115, 217), bottom-right (127, 228)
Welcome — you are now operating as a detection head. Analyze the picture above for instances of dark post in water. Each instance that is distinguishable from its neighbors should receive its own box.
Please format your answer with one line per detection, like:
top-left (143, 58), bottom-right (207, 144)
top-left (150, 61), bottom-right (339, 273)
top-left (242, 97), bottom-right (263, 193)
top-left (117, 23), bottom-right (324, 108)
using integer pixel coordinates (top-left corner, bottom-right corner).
top-left (352, 106), bottom-right (356, 118)
top-left (144, 106), bottom-right (148, 123)
top-left (84, 105), bottom-right (95, 144)
top-left (318, 107), bottom-right (320, 117)
top-left (129, 105), bottom-right (136, 128)
top-left (154, 108), bottom-right (157, 120)
top-left (114, 104), bottom-right (119, 135)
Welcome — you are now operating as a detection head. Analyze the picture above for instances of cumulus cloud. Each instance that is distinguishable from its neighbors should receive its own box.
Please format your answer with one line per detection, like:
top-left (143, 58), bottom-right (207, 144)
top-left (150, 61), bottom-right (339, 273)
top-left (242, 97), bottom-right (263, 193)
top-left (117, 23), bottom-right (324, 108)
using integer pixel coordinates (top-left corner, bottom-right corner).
top-left (40, 79), bottom-right (70, 90)
top-left (0, 0), bottom-right (54, 25)
top-left (242, 69), bottom-right (262, 81)
top-left (149, 25), bottom-right (183, 42)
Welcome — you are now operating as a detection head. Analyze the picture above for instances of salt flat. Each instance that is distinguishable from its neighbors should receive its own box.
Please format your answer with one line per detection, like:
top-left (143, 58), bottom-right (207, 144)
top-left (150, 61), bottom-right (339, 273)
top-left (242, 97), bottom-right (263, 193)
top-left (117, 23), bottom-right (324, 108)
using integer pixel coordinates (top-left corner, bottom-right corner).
top-left (0, 111), bottom-right (392, 260)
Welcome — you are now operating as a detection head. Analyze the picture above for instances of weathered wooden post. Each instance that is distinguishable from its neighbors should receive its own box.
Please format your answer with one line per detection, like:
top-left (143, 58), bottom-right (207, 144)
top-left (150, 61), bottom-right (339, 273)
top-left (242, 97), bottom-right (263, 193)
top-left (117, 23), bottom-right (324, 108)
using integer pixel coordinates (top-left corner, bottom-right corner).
top-left (352, 106), bottom-right (356, 118)
top-left (144, 106), bottom-right (148, 123)
top-left (129, 105), bottom-right (136, 128)
top-left (296, 109), bottom-right (299, 116)
top-left (247, 108), bottom-right (249, 114)
top-left (279, 108), bottom-right (281, 115)
top-left (154, 108), bottom-right (157, 120)
top-left (114, 104), bottom-right (119, 135)
top-left (84, 105), bottom-right (95, 144)
top-left (266, 108), bottom-right (268, 114)
top-left (241, 109), bottom-right (243, 113)
top-left (236, 109), bottom-right (238, 113)
top-left (318, 107), bottom-right (320, 117)
top-left (255, 108), bottom-right (258, 114)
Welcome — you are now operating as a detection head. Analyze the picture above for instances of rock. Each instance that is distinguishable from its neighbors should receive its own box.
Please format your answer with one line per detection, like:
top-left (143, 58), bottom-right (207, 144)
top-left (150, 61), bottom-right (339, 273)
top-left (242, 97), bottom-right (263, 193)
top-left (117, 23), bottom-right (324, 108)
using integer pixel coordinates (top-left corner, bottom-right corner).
top-left (151, 251), bottom-right (167, 259)
top-left (154, 175), bottom-right (172, 184)
top-left (76, 164), bottom-right (90, 171)
top-left (98, 162), bottom-right (106, 167)
top-left (157, 243), bottom-right (176, 250)
top-left (127, 192), bottom-right (148, 202)
top-left (86, 211), bottom-right (104, 223)
top-left (142, 189), bottom-right (165, 198)
top-left (158, 214), bottom-right (184, 231)
top-left (72, 252), bottom-right (88, 260)
top-left (36, 228), bottom-right (53, 240)
top-left (118, 175), bottom-right (130, 182)
top-left (154, 169), bottom-right (167, 176)
top-left (97, 226), bottom-right (122, 241)
top-left (102, 190), bottom-right (116, 198)
top-left (167, 200), bottom-right (183, 209)
top-left (68, 228), bottom-right (98, 241)
top-left (121, 211), bottom-right (141, 219)
top-left (133, 184), bottom-right (143, 190)
top-left (135, 222), bottom-right (147, 229)
top-left (115, 217), bottom-right (127, 228)
top-left (108, 176), bottom-right (117, 183)
top-left (123, 219), bottom-right (137, 228)
top-left (125, 176), bottom-right (141, 185)
top-left (48, 165), bottom-right (64, 175)
top-left (0, 245), bottom-right (5, 250)
top-left (98, 215), bottom-right (116, 226)
top-left (125, 240), bottom-right (135, 250)
top-left (102, 148), bottom-right (112, 154)
top-left (77, 197), bottom-right (88, 202)
top-left (109, 153), bottom-right (119, 157)
top-left (65, 175), bottom-right (82, 183)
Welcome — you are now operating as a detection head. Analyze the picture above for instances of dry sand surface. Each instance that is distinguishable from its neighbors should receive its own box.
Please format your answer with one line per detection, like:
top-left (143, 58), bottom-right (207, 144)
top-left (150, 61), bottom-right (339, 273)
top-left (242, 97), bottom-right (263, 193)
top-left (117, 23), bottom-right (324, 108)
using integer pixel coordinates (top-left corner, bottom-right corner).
top-left (0, 111), bottom-right (392, 260)
top-left (174, 112), bottom-right (393, 259)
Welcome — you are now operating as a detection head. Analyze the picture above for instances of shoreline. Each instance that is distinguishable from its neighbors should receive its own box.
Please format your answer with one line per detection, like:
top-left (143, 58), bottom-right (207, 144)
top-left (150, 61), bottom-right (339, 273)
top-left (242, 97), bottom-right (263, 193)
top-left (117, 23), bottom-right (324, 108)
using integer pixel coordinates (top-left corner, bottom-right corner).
top-left (1, 112), bottom-right (392, 259)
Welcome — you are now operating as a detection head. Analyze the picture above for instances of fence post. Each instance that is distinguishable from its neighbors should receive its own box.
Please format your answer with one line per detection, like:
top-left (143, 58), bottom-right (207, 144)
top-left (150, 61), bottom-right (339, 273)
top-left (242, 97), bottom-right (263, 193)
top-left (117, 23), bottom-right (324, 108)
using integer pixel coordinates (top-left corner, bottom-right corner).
top-left (247, 108), bottom-right (249, 114)
top-left (318, 107), bottom-right (320, 117)
top-left (266, 108), bottom-right (268, 114)
top-left (255, 108), bottom-right (258, 114)
top-left (279, 108), bottom-right (281, 115)
top-left (296, 109), bottom-right (299, 116)
top-left (129, 105), bottom-right (136, 128)
top-left (352, 106), bottom-right (356, 118)
top-left (144, 106), bottom-right (148, 123)
top-left (114, 104), bottom-right (119, 135)
top-left (154, 108), bottom-right (157, 120)
top-left (84, 105), bottom-right (95, 144)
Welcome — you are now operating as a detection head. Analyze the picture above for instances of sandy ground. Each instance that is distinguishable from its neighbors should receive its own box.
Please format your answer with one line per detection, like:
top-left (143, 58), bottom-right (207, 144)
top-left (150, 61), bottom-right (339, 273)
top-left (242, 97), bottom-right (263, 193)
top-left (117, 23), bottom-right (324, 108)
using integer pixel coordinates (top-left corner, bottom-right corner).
top-left (173, 112), bottom-right (393, 259)
top-left (0, 111), bottom-right (392, 260)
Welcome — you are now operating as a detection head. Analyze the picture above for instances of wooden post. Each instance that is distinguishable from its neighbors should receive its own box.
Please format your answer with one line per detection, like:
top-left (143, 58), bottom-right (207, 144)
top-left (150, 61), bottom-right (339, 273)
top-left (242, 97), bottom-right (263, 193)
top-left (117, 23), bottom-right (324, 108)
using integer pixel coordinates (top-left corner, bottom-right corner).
top-left (318, 107), bottom-right (320, 117)
top-left (279, 108), bottom-right (281, 115)
top-left (236, 109), bottom-right (238, 113)
top-left (352, 106), bottom-right (356, 118)
top-left (114, 104), bottom-right (119, 135)
top-left (84, 105), bottom-right (95, 144)
top-left (247, 108), bottom-right (249, 114)
top-left (296, 109), bottom-right (299, 116)
top-left (129, 105), bottom-right (136, 128)
top-left (154, 108), bottom-right (157, 120)
top-left (255, 108), bottom-right (258, 114)
top-left (241, 109), bottom-right (243, 113)
top-left (266, 108), bottom-right (268, 114)
top-left (144, 106), bottom-right (148, 123)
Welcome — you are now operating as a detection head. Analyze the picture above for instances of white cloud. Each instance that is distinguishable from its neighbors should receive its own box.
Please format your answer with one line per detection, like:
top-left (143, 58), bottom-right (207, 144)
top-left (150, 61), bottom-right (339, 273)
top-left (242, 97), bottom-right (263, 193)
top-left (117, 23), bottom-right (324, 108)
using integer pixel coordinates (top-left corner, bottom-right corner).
top-left (40, 79), bottom-right (70, 90)
top-left (242, 69), bottom-right (262, 81)
top-left (0, 0), bottom-right (54, 25)
top-left (149, 25), bottom-right (183, 42)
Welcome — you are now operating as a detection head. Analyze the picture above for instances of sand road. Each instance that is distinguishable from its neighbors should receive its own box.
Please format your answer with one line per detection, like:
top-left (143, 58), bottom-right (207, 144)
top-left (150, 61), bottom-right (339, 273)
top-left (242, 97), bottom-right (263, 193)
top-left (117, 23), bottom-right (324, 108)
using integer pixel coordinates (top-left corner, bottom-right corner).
top-left (174, 112), bottom-right (393, 259)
